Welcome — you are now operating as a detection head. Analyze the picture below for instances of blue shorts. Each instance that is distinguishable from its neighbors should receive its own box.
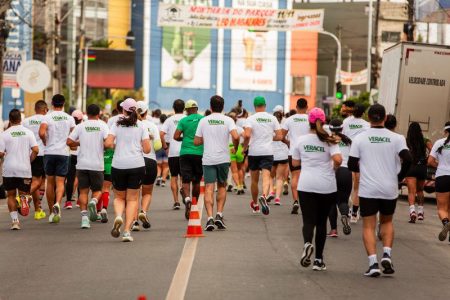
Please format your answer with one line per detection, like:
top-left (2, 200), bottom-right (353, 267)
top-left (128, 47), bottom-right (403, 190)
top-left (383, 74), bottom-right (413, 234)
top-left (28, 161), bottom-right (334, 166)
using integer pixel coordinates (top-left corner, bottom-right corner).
top-left (156, 149), bottom-right (168, 163)
top-left (44, 155), bottom-right (69, 177)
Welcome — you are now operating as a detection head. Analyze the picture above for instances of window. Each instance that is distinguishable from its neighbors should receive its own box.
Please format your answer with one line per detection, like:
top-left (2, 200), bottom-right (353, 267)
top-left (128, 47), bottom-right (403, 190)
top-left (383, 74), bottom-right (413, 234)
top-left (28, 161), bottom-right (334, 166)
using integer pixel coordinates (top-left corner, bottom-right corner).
top-left (381, 31), bottom-right (401, 43)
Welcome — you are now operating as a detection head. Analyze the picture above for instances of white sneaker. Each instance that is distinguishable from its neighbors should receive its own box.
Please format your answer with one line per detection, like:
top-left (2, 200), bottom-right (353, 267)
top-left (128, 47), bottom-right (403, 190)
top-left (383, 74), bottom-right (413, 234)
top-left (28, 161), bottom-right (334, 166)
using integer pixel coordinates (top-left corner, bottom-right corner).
top-left (81, 216), bottom-right (90, 229)
top-left (48, 213), bottom-right (55, 223)
top-left (350, 213), bottom-right (359, 224)
top-left (122, 231), bottom-right (134, 242)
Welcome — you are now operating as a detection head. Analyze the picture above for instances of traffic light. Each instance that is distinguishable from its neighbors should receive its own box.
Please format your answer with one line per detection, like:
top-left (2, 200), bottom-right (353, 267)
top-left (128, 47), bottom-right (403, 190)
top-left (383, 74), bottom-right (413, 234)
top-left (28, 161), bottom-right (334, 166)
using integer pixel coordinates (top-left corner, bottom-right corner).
top-left (336, 81), bottom-right (343, 100)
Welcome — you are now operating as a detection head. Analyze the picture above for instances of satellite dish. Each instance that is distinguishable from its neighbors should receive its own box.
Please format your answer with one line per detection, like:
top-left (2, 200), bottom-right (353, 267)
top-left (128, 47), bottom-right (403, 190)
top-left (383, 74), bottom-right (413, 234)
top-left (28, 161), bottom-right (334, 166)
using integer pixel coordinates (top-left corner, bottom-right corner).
top-left (16, 60), bottom-right (51, 93)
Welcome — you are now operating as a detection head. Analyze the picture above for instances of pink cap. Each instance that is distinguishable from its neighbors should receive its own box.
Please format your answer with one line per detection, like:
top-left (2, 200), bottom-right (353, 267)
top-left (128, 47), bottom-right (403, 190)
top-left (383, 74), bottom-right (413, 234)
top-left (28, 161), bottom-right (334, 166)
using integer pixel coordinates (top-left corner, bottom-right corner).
top-left (120, 98), bottom-right (137, 112)
top-left (308, 107), bottom-right (326, 124)
top-left (71, 110), bottom-right (84, 121)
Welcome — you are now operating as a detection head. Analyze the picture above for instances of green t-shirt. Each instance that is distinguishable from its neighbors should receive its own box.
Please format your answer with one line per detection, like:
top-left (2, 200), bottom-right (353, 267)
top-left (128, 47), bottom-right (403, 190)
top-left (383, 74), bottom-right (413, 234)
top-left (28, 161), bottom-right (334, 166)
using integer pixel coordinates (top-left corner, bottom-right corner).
top-left (177, 113), bottom-right (204, 156)
top-left (104, 148), bottom-right (114, 175)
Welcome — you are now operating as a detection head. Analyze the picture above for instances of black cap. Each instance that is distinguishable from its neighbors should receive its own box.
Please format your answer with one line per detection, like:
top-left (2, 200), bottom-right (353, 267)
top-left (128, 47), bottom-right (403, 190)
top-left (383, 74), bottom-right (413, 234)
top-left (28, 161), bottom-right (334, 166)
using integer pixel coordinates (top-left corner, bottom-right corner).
top-left (368, 104), bottom-right (386, 123)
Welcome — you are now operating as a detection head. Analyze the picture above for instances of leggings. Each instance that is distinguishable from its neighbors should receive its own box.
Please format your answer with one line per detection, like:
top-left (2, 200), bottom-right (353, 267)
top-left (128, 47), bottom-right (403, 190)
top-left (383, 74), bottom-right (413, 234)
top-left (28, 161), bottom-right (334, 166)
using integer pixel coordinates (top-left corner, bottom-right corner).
top-left (329, 167), bottom-right (352, 229)
top-left (298, 191), bottom-right (336, 260)
top-left (65, 155), bottom-right (78, 201)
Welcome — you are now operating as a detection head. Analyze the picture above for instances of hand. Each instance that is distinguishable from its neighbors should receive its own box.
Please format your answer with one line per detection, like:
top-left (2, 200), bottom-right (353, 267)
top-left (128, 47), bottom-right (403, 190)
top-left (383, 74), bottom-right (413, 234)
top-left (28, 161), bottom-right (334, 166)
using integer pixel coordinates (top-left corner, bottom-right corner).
top-left (230, 148), bottom-right (236, 154)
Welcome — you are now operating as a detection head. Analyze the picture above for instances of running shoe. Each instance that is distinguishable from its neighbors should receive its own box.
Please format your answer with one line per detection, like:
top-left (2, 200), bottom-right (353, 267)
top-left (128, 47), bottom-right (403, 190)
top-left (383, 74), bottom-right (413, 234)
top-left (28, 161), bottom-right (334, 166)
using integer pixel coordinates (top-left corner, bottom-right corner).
top-left (380, 253), bottom-right (395, 275)
top-left (205, 218), bottom-right (215, 231)
top-left (52, 203), bottom-right (61, 223)
top-left (300, 242), bottom-right (314, 267)
top-left (227, 185), bottom-right (233, 192)
top-left (19, 195), bottom-right (30, 217)
top-left (364, 263), bottom-right (381, 277)
top-left (48, 213), bottom-right (55, 223)
top-left (161, 181), bottom-right (166, 187)
top-left (438, 222), bottom-right (450, 241)
top-left (111, 216), bottom-right (123, 238)
top-left (96, 214), bottom-right (102, 222)
top-left (81, 216), bottom-right (90, 229)
top-left (155, 177), bottom-right (161, 186)
top-left (350, 213), bottom-right (359, 224)
top-left (173, 202), bottom-right (181, 210)
top-left (327, 229), bottom-right (338, 238)
top-left (138, 211), bottom-right (151, 229)
top-left (291, 201), bottom-right (299, 215)
top-left (259, 196), bottom-right (270, 215)
top-left (185, 198), bottom-right (192, 220)
top-left (131, 220), bottom-right (141, 232)
top-left (243, 183), bottom-right (247, 190)
top-left (76, 200), bottom-right (80, 208)
top-left (312, 259), bottom-right (327, 271)
top-left (341, 215), bottom-right (351, 235)
top-left (214, 214), bottom-right (226, 230)
top-left (122, 231), bottom-right (134, 242)
top-left (417, 212), bottom-right (424, 221)
top-left (10, 221), bottom-right (20, 230)
top-left (88, 200), bottom-right (97, 222)
top-left (250, 201), bottom-right (260, 214)
top-left (274, 198), bottom-right (281, 206)
top-left (100, 208), bottom-right (108, 223)
top-left (63, 201), bottom-right (73, 210)
top-left (34, 210), bottom-right (46, 220)
top-left (283, 182), bottom-right (289, 195)
top-left (266, 193), bottom-right (275, 204)
top-left (409, 211), bottom-right (417, 223)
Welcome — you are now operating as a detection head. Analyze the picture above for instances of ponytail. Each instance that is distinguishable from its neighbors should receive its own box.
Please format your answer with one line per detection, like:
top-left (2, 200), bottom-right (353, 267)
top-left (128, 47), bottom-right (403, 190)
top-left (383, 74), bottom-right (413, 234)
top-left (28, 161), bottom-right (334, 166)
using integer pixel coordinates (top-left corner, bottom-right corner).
top-left (117, 108), bottom-right (142, 127)
top-left (437, 123), bottom-right (450, 154)
top-left (336, 132), bottom-right (352, 146)
top-left (311, 120), bottom-right (338, 145)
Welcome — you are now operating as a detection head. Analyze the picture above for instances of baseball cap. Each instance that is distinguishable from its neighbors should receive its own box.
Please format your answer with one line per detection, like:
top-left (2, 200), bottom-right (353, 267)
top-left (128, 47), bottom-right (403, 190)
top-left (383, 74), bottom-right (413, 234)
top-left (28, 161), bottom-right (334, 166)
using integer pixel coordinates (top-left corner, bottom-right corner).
top-left (308, 107), bottom-right (326, 124)
top-left (185, 99), bottom-right (198, 109)
top-left (368, 104), bottom-right (386, 123)
top-left (120, 98), bottom-right (137, 112)
top-left (71, 110), bottom-right (83, 121)
top-left (253, 96), bottom-right (266, 107)
top-left (273, 105), bottom-right (283, 113)
top-left (136, 101), bottom-right (148, 114)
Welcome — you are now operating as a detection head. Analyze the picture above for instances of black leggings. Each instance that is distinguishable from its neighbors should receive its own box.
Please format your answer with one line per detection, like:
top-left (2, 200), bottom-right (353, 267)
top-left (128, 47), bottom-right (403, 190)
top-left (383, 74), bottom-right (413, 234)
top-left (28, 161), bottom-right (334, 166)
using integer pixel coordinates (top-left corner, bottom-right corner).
top-left (65, 155), bottom-right (78, 201)
top-left (329, 167), bottom-right (352, 229)
top-left (298, 191), bottom-right (336, 260)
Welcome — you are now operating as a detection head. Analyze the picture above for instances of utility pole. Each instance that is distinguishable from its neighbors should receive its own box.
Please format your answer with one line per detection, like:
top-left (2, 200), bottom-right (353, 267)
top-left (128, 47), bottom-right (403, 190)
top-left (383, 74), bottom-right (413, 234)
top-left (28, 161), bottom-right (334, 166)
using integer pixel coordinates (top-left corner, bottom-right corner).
top-left (367, 0), bottom-right (373, 92)
top-left (347, 48), bottom-right (352, 98)
top-left (54, 0), bottom-right (62, 95)
top-left (406, 0), bottom-right (414, 41)
top-left (373, 0), bottom-right (381, 88)
top-left (45, 0), bottom-right (55, 101)
top-left (76, 0), bottom-right (85, 109)
top-left (0, 0), bottom-right (11, 117)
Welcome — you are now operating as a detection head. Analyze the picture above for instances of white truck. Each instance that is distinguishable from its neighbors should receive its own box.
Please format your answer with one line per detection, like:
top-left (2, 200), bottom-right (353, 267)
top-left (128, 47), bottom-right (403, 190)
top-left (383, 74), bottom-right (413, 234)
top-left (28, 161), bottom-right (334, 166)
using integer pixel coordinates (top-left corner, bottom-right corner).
top-left (379, 42), bottom-right (450, 142)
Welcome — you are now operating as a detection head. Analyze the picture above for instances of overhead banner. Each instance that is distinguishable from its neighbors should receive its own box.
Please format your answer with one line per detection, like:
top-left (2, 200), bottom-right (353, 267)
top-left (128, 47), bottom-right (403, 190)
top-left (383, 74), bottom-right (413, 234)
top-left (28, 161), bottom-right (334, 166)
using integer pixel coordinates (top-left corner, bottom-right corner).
top-left (2, 50), bottom-right (26, 88)
top-left (158, 3), bottom-right (324, 31)
top-left (230, 0), bottom-right (278, 91)
top-left (340, 69), bottom-right (368, 86)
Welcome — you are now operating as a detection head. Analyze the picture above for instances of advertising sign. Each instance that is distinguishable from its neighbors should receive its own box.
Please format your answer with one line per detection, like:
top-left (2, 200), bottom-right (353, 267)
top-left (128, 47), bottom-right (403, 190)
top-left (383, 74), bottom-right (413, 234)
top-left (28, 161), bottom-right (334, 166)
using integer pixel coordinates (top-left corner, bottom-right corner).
top-left (2, 51), bottom-right (26, 88)
top-left (340, 69), bottom-right (368, 86)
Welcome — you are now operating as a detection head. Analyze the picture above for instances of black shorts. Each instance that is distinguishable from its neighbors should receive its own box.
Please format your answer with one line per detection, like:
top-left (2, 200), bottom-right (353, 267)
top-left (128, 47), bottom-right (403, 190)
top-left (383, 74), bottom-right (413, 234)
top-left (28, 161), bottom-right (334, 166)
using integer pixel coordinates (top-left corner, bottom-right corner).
top-left (360, 197), bottom-right (397, 217)
top-left (168, 157), bottom-right (181, 177)
top-left (179, 154), bottom-right (203, 184)
top-left (44, 155), bottom-right (69, 177)
top-left (143, 158), bottom-right (158, 185)
top-left (288, 156), bottom-right (301, 172)
top-left (76, 170), bottom-right (104, 191)
top-left (111, 167), bottom-right (145, 191)
top-left (104, 173), bottom-right (112, 182)
top-left (435, 176), bottom-right (450, 193)
top-left (3, 177), bottom-right (31, 193)
top-left (248, 155), bottom-right (273, 171)
top-left (273, 159), bottom-right (288, 167)
top-left (406, 164), bottom-right (427, 180)
top-left (31, 156), bottom-right (45, 177)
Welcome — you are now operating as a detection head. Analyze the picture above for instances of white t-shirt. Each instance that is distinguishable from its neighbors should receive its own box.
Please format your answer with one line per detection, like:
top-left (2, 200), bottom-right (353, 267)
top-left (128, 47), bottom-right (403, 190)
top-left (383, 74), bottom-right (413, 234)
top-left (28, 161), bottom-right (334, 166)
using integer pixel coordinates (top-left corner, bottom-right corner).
top-left (41, 111), bottom-right (76, 156)
top-left (68, 120), bottom-right (109, 171)
top-left (236, 118), bottom-right (247, 128)
top-left (107, 114), bottom-right (124, 129)
top-left (160, 114), bottom-right (185, 158)
top-left (349, 127), bottom-right (408, 199)
top-left (273, 141), bottom-right (289, 161)
top-left (110, 121), bottom-right (149, 169)
top-left (292, 134), bottom-right (340, 194)
top-left (0, 125), bottom-right (38, 178)
top-left (23, 114), bottom-right (46, 156)
top-left (244, 112), bottom-right (281, 156)
top-left (338, 140), bottom-right (350, 168)
top-left (430, 138), bottom-right (450, 178)
top-left (141, 119), bottom-right (161, 161)
top-left (282, 113), bottom-right (310, 155)
top-left (343, 116), bottom-right (370, 141)
top-left (195, 113), bottom-right (236, 165)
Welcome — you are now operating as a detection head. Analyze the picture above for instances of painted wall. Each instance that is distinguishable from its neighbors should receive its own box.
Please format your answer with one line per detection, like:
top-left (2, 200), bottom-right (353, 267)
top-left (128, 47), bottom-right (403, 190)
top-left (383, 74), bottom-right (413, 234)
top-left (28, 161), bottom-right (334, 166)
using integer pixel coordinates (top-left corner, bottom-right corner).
top-left (108, 0), bottom-right (131, 49)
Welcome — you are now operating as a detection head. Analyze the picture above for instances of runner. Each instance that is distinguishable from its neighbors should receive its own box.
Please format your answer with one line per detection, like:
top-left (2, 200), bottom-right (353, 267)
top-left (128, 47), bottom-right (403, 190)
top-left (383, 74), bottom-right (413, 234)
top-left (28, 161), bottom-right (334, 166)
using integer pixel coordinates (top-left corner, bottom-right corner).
top-left (67, 104), bottom-right (109, 229)
top-left (243, 96), bottom-right (282, 215)
top-left (105, 98), bottom-right (151, 242)
top-left (428, 122), bottom-right (450, 242)
top-left (160, 99), bottom-right (185, 210)
top-left (22, 100), bottom-right (48, 220)
top-left (107, 100), bottom-right (124, 128)
top-left (348, 104), bottom-right (412, 277)
top-left (292, 108), bottom-right (341, 271)
top-left (385, 114), bottom-right (397, 131)
top-left (405, 122), bottom-right (432, 223)
top-left (39, 94), bottom-right (76, 223)
top-left (155, 114), bottom-right (169, 187)
top-left (228, 112), bottom-right (245, 195)
top-left (174, 99), bottom-right (204, 220)
top-left (281, 98), bottom-right (310, 214)
top-left (0, 109), bottom-right (39, 230)
top-left (194, 95), bottom-right (239, 231)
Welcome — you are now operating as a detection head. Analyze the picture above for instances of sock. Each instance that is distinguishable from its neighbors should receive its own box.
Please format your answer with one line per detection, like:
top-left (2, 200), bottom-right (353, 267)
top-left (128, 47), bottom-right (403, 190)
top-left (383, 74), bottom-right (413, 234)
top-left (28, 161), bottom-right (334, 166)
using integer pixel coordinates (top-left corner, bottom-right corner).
top-left (81, 210), bottom-right (88, 217)
top-left (217, 212), bottom-right (223, 217)
top-left (368, 254), bottom-right (378, 266)
top-left (185, 197), bottom-right (191, 202)
top-left (208, 216), bottom-right (214, 221)
top-left (91, 198), bottom-right (98, 204)
top-left (418, 206), bottom-right (424, 214)
top-left (409, 205), bottom-right (415, 213)
top-left (270, 191), bottom-right (275, 196)
top-left (101, 192), bottom-right (110, 209)
top-left (10, 211), bottom-right (18, 221)
top-left (314, 258), bottom-right (322, 263)
top-left (383, 247), bottom-right (392, 256)
top-left (352, 205), bottom-right (359, 215)
top-left (442, 218), bottom-right (449, 226)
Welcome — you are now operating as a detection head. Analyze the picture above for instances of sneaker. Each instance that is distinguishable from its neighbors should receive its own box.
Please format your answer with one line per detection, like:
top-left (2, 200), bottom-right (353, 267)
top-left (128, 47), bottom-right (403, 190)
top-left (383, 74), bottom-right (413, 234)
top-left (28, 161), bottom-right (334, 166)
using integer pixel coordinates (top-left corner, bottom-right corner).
top-left (409, 211), bottom-right (417, 223)
top-left (417, 212), bottom-right (424, 221)
top-left (155, 177), bottom-right (161, 186)
top-left (205, 218), bottom-right (215, 231)
top-left (10, 220), bottom-right (20, 230)
top-left (52, 203), bottom-right (61, 223)
top-left (173, 202), bottom-right (181, 210)
top-left (96, 214), bottom-right (102, 222)
top-left (76, 200), bottom-right (80, 208)
top-left (214, 214), bottom-right (226, 230)
top-left (122, 231), bottom-right (134, 242)
top-left (283, 183), bottom-right (289, 195)
top-left (341, 215), bottom-right (351, 235)
top-left (131, 220), bottom-right (141, 232)
top-left (161, 181), bottom-right (166, 187)
top-left (438, 222), bottom-right (450, 241)
top-left (274, 198), bottom-right (281, 206)
top-left (88, 200), bottom-right (97, 222)
top-left (111, 216), bottom-right (123, 238)
top-left (71, 194), bottom-right (78, 202)
top-left (266, 193), bottom-right (275, 204)
top-left (350, 213), bottom-right (358, 224)
top-left (19, 195), bottom-right (30, 217)
top-left (250, 201), bottom-right (260, 214)
top-left (34, 210), bottom-right (46, 220)
top-left (300, 243), bottom-right (314, 267)
top-left (185, 198), bottom-right (192, 220)
top-left (291, 201), bottom-right (299, 215)
top-left (364, 263), bottom-right (381, 277)
top-left (48, 213), bottom-right (55, 223)
top-left (81, 216), bottom-right (90, 229)
top-left (258, 196), bottom-right (270, 215)
top-left (312, 259), bottom-right (327, 271)
top-left (327, 229), bottom-right (338, 238)
top-left (63, 201), bottom-right (72, 210)
top-left (227, 184), bottom-right (233, 192)
top-left (380, 253), bottom-right (395, 275)
top-left (100, 208), bottom-right (108, 223)
top-left (138, 211), bottom-right (151, 229)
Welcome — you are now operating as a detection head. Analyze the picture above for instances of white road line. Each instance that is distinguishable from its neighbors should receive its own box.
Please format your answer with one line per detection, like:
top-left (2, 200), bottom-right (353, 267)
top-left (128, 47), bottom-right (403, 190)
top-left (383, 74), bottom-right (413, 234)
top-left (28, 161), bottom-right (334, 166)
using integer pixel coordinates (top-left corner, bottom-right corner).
top-left (166, 196), bottom-right (204, 300)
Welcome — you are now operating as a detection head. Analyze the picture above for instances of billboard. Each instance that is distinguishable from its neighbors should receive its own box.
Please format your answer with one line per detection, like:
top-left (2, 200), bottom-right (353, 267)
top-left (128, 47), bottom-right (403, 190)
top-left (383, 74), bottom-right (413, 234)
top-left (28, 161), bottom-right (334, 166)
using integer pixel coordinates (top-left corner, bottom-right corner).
top-left (2, 51), bottom-right (25, 88)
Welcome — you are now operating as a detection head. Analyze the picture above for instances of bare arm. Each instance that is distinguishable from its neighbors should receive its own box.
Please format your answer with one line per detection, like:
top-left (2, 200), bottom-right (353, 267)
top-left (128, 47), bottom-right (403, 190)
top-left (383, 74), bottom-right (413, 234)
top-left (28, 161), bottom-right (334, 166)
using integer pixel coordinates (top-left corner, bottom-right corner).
top-left (428, 155), bottom-right (438, 168)
top-left (66, 138), bottom-right (80, 148)
top-left (39, 123), bottom-right (48, 146)
top-left (230, 129), bottom-right (239, 152)
top-left (30, 146), bottom-right (39, 162)
top-left (160, 131), bottom-right (168, 150)
top-left (243, 127), bottom-right (252, 151)
top-left (173, 129), bottom-right (183, 142)
top-left (331, 153), bottom-right (343, 170)
top-left (194, 136), bottom-right (203, 146)
top-left (104, 134), bottom-right (115, 149)
top-left (142, 139), bottom-right (151, 154)
top-left (273, 129), bottom-right (283, 141)
top-left (291, 158), bottom-right (301, 168)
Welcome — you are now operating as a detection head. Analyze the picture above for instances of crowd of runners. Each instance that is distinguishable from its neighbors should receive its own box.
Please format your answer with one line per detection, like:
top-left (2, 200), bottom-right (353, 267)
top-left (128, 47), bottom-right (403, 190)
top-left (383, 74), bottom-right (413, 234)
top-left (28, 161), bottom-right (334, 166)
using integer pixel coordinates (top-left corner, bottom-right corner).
top-left (2, 93), bottom-right (450, 277)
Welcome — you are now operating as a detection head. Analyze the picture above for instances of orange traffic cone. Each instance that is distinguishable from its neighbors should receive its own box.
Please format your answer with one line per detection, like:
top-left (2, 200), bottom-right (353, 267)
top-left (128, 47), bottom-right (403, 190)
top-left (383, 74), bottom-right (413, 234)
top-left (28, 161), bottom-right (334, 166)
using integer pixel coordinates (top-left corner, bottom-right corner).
top-left (185, 197), bottom-right (204, 238)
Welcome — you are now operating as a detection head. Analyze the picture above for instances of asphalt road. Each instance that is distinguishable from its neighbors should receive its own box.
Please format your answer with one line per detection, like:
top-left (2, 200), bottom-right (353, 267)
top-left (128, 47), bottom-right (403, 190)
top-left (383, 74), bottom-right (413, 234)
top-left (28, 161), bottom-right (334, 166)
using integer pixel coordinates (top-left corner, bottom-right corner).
top-left (1, 183), bottom-right (449, 300)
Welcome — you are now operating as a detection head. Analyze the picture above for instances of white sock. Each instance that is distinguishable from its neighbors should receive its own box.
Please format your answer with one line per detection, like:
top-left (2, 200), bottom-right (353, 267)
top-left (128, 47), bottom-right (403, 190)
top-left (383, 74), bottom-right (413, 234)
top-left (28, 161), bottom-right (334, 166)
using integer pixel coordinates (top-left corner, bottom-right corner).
top-left (368, 254), bottom-right (378, 266)
top-left (208, 216), bottom-right (214, 221)
top-left (418, 206), bottom-right (424, 213)
top-left (10, 211), bottom-right (18, 221)
top-left (185, 197), bottom-right (191, 202)
top-left (217, 212), bottom-right (223, 217)
top-left (383, 247), bottom-right (392, 256)
top-left (81, 210), bottom-right (88, 217)
top-left (91, 198), bottom-right (98, 204)
top-left (409, 205), bottom-right (415, 213)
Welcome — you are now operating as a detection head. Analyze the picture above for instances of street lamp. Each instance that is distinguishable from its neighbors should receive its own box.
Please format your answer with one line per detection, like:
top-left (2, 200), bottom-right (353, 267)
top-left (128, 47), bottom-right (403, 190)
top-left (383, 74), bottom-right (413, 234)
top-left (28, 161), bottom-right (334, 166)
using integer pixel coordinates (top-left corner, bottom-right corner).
top-left (319, 30), bottom-right (342, 99)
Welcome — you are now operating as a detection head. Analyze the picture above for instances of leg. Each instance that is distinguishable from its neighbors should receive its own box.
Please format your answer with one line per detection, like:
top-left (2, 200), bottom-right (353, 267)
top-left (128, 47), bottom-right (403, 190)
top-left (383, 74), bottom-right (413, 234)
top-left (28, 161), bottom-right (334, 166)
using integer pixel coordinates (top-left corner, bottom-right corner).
top-left (275, 164), bottom-right (287, 200)
top-left (315, 194), bottom-right (336, 259)
top-left (65, 157), bottom-right (76, 202)
top-left (161, 162), bottom-right (170, 184)
top-left (141, 184), bottom-right (154, 213)
top-left (362, 215), bottom-right (378, 256)
top-left (230, 161), bottom-right (240, 187)
top-left (250, 170), bottom-right (260, 204)
top-left (416, 179), bottom-right (425, 218)
top-left (55, 176), bottom-right (66, 205)
top-left (328, 205), bottom-right (338, 231)
top-left (113, 189), bottom-right (126, 219)
top-left (351, 172), bottom-right (360, 220)
top-left (269, 166), bottom-right (276, 195)
top-left (261, 169), bottom-right (271, 197)
top-left (204, 183), bottom-right (215, 218)
top-left (379, 214), bottom-right (394, 248)
top-left (436, 192), bottom-right (450, 221)
top-left (216, 182), bottom-right (227, 213)
top-left (299, 191), bottom-right (317, 244)
top-left (46, 176), bottom-right (56, 211)
top-left (78, 188), bottom-right (89, 211)
top-left (124, 189), bottom-right (140, 232)
top-left (30, 176), bottom-right (43, 212)
top-left (290, 170), bottom-right (300, 202)
top-left (170, 176), bottom-right (179, 203)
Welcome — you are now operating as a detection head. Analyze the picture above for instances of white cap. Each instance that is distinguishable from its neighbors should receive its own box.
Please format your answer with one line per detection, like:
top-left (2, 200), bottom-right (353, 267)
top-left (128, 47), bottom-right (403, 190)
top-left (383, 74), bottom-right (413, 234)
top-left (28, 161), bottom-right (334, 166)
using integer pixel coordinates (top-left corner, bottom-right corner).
top-left (273, 105), bottom-right (284, 113)
top-left (136, 101), bottom-right (148, 114)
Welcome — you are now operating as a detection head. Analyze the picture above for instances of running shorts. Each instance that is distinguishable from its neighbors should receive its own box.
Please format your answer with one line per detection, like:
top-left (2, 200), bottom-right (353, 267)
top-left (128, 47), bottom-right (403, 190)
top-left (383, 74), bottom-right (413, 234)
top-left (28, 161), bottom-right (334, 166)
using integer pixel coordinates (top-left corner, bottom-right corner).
top-left (77, 170), bottom-right (103, 191)
top-left (273, 159), bottom-right (288, 167)
top-left (3, 177), bottom-right (31, 193)
top-left (406, 164), bottom-right (427, 180)
top-left (142, 158), bottom-right (158, 185)
top-left (168, 157), bottom-right (181, 177)
top-left (180, 154), bottom-right (203, 184)
top-left (203, 163), bottom-right (230, 184)
top-left (435, 175), bottom-right (450, 193)
top-left (104, 149), bottom-right (114, 176)
top-left (31, 156), bottom-right (45, 177)
top-left (288, 155), bottom-right (301, 172)
top-left (248, 155), bottom-right (273, 171)
top-left (44, 155), bottom-right (69, 177)
top-left (230, 144), bottom-right (244, 163)
top-left (111, 167), bottom-right (145, 191)
top-left (360, 197), bottom-right (397, 217)
top-left (156, 149), bottom-right (168, 163)
top-left (103, 173), bottom-right (112, 182)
